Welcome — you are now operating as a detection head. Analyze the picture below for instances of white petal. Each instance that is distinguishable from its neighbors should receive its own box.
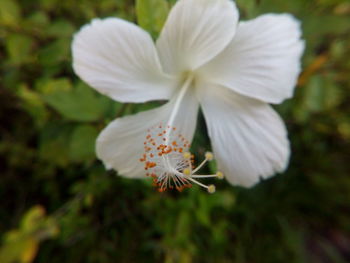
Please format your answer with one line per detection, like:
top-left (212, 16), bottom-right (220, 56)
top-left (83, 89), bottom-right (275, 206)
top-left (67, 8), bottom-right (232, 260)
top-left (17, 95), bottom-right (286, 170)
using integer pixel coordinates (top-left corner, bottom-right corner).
top-left (199, 14), bottom-right (305, 104)
top-left (156, 0), bottom-right (239, 75)
top-left (199, 83), bottom-right (290, 187)
top-left (96, 88), bottom-right (199, 178)
top-left (72, 18), bottom-right (175, 103)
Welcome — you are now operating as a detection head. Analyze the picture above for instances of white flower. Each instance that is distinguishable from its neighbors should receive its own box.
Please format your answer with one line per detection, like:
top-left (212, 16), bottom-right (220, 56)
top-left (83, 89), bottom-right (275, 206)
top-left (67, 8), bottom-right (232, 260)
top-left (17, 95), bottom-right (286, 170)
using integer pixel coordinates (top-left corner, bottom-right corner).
top-left (72, 0), bottom-right (304, 190)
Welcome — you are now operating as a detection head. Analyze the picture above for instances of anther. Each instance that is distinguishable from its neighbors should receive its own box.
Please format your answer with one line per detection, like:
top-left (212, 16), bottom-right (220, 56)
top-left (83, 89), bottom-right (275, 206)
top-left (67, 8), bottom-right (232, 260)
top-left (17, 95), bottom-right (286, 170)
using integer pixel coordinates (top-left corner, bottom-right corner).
top-left (205, 152), bottom-right (214, 161)
top-left (183, 168), bottom-right (191, 176)
top-left (183, 152), bottom-right (191, 159)
top-left (216, 171), bottom-right (224, 180)
top-left (207, 185), bottom-right (216, 194)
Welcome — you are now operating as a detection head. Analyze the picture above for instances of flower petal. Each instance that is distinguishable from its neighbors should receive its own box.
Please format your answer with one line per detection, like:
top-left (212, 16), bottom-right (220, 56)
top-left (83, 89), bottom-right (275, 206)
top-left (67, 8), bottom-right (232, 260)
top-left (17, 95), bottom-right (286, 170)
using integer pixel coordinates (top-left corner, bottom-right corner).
top-left (96, 88), bottom-right (199, 178)
top-left (156, 0), bottom-right (239, 75)
top-left (72, 18), bottom-right (175, 103)
top-left (199, 83), bottom-right (290, 187)
top-left (199, 14), bottom-right (305, 104)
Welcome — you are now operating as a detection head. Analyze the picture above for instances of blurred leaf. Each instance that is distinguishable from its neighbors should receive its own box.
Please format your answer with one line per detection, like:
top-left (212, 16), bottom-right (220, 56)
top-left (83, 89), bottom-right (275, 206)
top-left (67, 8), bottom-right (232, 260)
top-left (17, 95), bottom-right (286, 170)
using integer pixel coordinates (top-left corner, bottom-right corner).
top-left (0, 0), bottom-right (21, 27)
top-left (303, 75), bottom-right (342, 112)
top-left (338, 121), bottom-right (350, 140)
top-left (37, 78), bottom-right (71, 94)
top-left (330, 40), bottom-right (347, 60)
top-left (0, 206), bottom-right (58, 263)
top-left (39, 122), bottom-right (72, 166)
top-left (16, 84), bottom-right (48, 127)
top-left (38, 0), bottom-right (60, 11)
top-left (175, 211), bottom-right (190, 244)
top-left (47, 20), bottom-right (75, 38)
top-left (21, 206), bottom-right (46, 231)
top-left (69, 125), bottom-right (98, 162)
top-left (303, 76), bottom-right (325, 113)
top-left (84, 194), bottom-right (94, 207)
top-left (21, 239), bottom-right (38, 263)
top-left (23, 11), bottom-right (50, 32)
top-left (235, 0), bottom-right (258, 18)
top-left (278, 219), bottom-right (306, 262)
top-left (136, 0), bottom-right (169, 37)
top-left (38, 39), bottom-right (70, 67)
top-left (318, 0), bottom-right (346, 7)
top-left (303, 15), bottom-right (350, 52)
top-left (42, 80), bottom-right (109, 122)
top-left (0, 235), bottom-right (38, 263)
top-left (5, 34), bottom-right (33, 65)
top-left (257, 0), bottom-right (308, 13)
top-left (294, 74), bottom-right (343, 122)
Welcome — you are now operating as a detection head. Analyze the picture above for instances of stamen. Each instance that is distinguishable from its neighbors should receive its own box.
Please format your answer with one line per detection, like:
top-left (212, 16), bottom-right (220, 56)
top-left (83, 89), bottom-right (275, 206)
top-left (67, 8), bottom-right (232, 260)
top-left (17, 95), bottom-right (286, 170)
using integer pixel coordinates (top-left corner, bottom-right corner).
top-left (205, 152), bottom-right (214, 161)
top-left (140, 124), bottom-right (222, 194)
top-left (207, 185), bottom-right (216, 194)
top-left (183, 168), bottom-right (191, 176)
top-left (216, 171), bottom-right (224, 180)
top-left (183, 152), bottom-right (191, 159)
top-left (191, 174), bottom-right (217, 178)
top-left (191, 151), bottom-right (213, 174)
top-left (191, 172), bottom-right (224, 179)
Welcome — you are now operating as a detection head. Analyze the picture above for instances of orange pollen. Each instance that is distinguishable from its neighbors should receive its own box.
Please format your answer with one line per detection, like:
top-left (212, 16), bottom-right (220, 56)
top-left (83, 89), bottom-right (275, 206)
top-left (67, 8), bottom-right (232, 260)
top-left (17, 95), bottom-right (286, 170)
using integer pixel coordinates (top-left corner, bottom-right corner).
top-left (145, 161), bottom-right (157, 169)
top-left (140, 123), bottom-right (222, 193)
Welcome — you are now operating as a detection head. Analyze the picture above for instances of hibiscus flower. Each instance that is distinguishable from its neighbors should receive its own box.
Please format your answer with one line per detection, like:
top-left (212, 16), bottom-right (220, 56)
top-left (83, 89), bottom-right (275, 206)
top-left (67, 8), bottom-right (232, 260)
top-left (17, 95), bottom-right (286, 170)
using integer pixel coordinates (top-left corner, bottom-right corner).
top-left (72, 0), bottom-right (304, 191)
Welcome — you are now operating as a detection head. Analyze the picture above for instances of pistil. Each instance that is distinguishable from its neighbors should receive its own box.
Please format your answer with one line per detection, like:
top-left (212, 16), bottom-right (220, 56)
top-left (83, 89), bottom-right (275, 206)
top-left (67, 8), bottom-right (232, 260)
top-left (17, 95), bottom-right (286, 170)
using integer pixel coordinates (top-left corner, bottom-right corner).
top-left (164, 75), bottom-right (194, 145)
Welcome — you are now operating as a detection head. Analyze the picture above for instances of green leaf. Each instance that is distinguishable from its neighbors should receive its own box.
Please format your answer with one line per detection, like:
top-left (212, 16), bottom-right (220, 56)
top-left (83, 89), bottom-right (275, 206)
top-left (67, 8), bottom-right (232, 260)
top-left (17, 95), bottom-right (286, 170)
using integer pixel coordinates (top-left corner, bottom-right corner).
top-left (136, 0), bottom-right (169, 38)
top-left (39, 122), bottom-right (72, 167)
top-left (338, 121), bottom-right (350, 140)
top-left (47, 20), bottom-right (75, 38)
top-left (0, 206), bottom-right (58, 263)
top-left (235, 0), bottom-right (259, 18)
top-left (16, 84), bottom-right (48, 127)
top-left (69, 125), bottom-right (98, 162)
top-left (5, 34), bottom-right (33, 65)
top-left (21, 206), bottom-right (46, 232)
top-left (23, 11), bottom-right (50, 32)
top-left (303, 76), bottom-right (324, 113)
top-left (0, 0), bottom-right (21, 27)
top-left (38, 39), bottom-right (70, 67)
top-left (36, 78), bottom-right (72, 94)
top-left (303, 75), bottom-right (343, 113)
top-left (41, 80), bottom-right (109, 122)
top-left (303, 15), bottom-right (350, 52)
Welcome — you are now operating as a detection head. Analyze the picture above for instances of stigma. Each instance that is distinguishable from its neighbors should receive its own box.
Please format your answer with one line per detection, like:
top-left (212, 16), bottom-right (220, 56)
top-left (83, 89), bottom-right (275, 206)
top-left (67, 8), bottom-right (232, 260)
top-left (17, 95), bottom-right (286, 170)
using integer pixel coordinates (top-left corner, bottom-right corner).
top-left (139, 123), bottom-right (224, 193)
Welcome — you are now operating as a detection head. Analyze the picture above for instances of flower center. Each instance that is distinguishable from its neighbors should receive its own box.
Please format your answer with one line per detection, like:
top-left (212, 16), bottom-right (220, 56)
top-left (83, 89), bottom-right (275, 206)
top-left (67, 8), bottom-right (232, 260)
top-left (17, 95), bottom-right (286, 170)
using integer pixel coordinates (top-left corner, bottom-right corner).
top-left (140, 124), bottom-right (224, 193)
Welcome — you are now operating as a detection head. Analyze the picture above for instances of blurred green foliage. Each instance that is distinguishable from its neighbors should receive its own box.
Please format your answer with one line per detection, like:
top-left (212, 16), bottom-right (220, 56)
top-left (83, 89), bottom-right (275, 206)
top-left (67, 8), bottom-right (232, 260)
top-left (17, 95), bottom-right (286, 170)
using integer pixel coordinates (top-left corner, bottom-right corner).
top-left (0, 206), bottom-right (58, 263)
top-left (136, 0), bottom-right (169, 38)
top-left (0, 0), bottom-right (349, 262)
